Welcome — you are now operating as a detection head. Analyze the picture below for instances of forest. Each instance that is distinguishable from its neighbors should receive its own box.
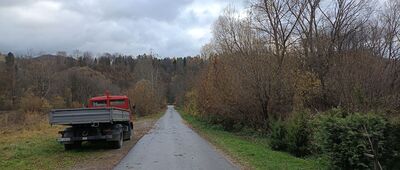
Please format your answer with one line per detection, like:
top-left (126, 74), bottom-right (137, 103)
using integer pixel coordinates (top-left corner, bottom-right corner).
top-left (0, 52), bottom-right (203, 117)
top-left (0, 0), bottom-right (400, 169)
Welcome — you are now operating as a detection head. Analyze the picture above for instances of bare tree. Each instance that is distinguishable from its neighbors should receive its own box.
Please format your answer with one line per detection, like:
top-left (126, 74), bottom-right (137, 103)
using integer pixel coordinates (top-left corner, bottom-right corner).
top-left (381, 0), bottom-right (400, 61)
top-left (212, 7), bottom-right (262, 56)
top-left (253, 0), bottom-right (306, 69)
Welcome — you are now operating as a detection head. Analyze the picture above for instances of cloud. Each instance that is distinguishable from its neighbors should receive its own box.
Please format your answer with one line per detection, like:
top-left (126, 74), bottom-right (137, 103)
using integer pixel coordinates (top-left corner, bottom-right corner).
top-left (0, 0), bottom-right (245, 57)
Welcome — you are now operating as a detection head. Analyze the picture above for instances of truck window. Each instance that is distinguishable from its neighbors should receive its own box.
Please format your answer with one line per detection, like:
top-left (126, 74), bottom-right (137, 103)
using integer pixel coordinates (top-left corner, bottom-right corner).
top-left (92, 100), bottom-right (107, 107)
top-left (110, 100), bottom-right (125, 106)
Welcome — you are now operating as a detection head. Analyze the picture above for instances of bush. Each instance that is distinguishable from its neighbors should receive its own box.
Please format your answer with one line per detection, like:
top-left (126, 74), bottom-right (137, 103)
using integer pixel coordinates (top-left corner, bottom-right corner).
top-left (221, 117), bottom-right (236, 131)
top-left (269, 120), bottom-right (288, 151)
top-left (50, 96), bottom-right (66, 109)
top-left (383, 118), bottom-right (400, 169)
top-left (286, 111), bottom-right (312, 157)
top-left (70, 101), bottom-right (83, 108)
top-left (129, 79), bottom-right (159, 116)
top-left (19, 92), bottom-right (46, 113)
top-left (315, 112), bottom-right (387, 169)
top-left (183, 90), bottom-right (199, 115)
top-left (0, 95), bottom-right (13, 110)
top-left (269, 112), bottom-right (313, 157)
top-left (41, 99), bottom-right (51, 113)
top-left (201, 113), bottom-right (238, 132)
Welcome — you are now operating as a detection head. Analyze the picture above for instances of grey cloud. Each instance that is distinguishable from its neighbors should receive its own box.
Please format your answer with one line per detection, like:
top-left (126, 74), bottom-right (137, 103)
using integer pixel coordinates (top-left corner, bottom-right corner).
top-left (0, 0), bottom-right (36, 7)
top-left (62, 0), bottom-right (194, 21)
top-left (0, 0), bottom-right (244, 57)
top-left (99, 0), bottom-right (194, 21)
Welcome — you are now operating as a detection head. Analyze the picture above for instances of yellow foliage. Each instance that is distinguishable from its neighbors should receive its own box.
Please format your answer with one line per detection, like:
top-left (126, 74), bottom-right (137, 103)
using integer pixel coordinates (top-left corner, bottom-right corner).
top-left (19, 92), bottom-right (44, 113)
top-left (41, 99), bottom-right (52, 112)
top-left (184, 90), bottom-right (199, 115)
top-left (293, 70), bottom-right (321, 110)
top-left (50, 96), bottom-right (66, 109)
top-left (70, 101), bottom-right (83, 108)
top-left (129, 79), bottom-right (158, 116)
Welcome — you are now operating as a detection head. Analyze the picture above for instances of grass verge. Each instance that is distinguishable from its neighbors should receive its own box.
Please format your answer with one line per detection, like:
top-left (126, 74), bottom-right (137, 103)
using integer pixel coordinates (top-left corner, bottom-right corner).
top-left (178, 110), bottom-right (327, 170)
top-left (0, 111), bottom-right (164, 170)
top-left (0, 121), bottom-right (99, 170)
top-left (134, 110), bottom-right (164, 122)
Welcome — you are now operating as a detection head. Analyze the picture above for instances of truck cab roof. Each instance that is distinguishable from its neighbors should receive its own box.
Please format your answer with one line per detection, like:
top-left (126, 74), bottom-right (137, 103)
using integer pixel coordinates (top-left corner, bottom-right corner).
top-left (88, 95), bottom-right (131, 111)
top-left (89, 95), bottom-right (129, 101)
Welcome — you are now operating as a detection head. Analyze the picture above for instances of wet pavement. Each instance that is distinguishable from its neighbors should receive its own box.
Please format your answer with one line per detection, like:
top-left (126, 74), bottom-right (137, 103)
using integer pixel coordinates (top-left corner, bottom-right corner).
top-left (114, 105), bottom-right (238, 170)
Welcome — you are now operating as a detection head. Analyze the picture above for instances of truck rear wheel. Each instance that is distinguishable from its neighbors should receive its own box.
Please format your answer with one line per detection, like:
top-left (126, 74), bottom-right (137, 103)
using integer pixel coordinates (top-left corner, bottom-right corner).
top-left (64, 142), bottom-right (81, 150)
top-left (123, 125), bottom-right (132, 141)
top-left (111, 132), bottom-right (123, 149)
top-left (126, 129), bottom-right (132, 140)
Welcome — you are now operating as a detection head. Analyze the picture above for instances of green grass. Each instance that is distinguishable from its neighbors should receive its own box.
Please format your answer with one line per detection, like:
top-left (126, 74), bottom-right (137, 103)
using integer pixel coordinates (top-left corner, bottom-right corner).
top-left (0, 112), bottom-right (164, 170)
top-left (0, 123), bottom-right (108, 170)
top-left (179, 110), bottom-right (327, 170)
top-left (135, 110), bottom-right (164, 122)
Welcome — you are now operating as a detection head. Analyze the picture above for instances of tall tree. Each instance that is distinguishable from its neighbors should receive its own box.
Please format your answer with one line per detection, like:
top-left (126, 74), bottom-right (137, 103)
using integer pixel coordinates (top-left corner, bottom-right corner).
top-left (5, 52), bottom-right (17, 106)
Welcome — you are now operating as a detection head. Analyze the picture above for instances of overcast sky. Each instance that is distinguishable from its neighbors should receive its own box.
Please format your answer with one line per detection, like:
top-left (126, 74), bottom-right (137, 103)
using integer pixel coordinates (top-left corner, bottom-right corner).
top-left (0, 0), bottom-right (245, 57)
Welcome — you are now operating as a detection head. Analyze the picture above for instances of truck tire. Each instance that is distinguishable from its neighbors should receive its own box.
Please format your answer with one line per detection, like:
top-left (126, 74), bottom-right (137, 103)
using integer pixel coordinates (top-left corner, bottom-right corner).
top-left (64, 144), bottom-right (74, 150)
top-left (123, 125), bottom-right (132, 141)
top-left (112, 132), bottom-right (123, 149)
top-left (63, 129), bottom-right (81, 150)
top-left (126, 128), bottom-right (132, 140)
top-left (64, 142), bottom-right (81, 150)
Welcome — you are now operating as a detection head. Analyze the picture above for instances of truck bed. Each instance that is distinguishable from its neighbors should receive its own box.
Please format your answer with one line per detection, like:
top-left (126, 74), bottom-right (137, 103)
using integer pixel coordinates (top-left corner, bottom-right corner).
top-left (49, 107), bottom-right (130, 125)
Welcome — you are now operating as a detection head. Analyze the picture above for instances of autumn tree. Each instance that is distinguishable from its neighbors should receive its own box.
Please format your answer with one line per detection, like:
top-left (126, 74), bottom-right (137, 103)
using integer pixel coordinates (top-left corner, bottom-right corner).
top-left (187, 0), bottom-right (400, 132)
top-left (129, 80), bottom-right (159, 116)
top-left (5, 52), bottom-right (17, 107)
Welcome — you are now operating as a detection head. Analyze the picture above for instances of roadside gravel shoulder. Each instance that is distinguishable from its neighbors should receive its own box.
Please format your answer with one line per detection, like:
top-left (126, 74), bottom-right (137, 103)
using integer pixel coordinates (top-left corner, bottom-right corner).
top-left (71, 116), bottom-right (161, 170)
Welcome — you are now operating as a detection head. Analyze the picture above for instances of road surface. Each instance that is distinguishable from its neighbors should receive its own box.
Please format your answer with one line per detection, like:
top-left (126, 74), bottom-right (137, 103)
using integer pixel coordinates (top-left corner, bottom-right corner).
top-left (114, 105), bottom-right (238, 170)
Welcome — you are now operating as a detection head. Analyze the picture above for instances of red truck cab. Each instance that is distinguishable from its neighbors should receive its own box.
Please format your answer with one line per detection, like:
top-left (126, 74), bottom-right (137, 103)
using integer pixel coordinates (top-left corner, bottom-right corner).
top-left (88, 95), bottom-right (130, 110)
top-left (88, 93), bottom-right (134, 123)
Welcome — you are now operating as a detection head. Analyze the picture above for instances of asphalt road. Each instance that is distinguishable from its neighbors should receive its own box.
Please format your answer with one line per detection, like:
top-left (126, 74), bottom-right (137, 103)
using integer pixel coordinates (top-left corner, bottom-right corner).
top-left (114, 105), bottom-right (238, 170)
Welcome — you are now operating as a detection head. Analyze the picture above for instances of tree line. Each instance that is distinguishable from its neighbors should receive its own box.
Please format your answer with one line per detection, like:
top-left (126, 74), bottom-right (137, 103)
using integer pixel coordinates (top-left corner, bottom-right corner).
top-left (183, 0), bottom-right (400, 130)
top-left (0, 52), bottom-right (204, 118)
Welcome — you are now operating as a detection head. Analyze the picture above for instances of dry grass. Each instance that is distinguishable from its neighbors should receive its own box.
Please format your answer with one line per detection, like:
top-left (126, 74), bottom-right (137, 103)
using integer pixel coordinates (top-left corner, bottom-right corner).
top-left (0, 112), bottom-right (70, 170)
top-left (0, 55), bottom-right (5, 62)
top-left (134, 110), bottom-right (165, 123)
top-left (0, 111), bottom-right (50, 133)
top-left (0, 118), bottom-right (61, 139)
top-left (0, 111), bottom-right (63, 152)
top-left (0, 121), bottom-right (62, 145)
top-left (0, 109), bottom-right (165, 170)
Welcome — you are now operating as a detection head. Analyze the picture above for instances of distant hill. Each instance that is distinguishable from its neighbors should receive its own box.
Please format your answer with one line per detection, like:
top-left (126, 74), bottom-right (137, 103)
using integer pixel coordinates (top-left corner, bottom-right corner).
top-left (33, 54), bottom-right (76, 64)
top-left (28, 54), bottom-right (77, 72)
top-left (33, 54), bottom-right (72, 61)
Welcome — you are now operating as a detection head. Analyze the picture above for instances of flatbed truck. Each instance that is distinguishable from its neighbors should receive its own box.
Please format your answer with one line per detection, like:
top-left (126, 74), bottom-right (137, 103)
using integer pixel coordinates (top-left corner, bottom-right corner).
top-left (49, 94), bottom-right (133, 150)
